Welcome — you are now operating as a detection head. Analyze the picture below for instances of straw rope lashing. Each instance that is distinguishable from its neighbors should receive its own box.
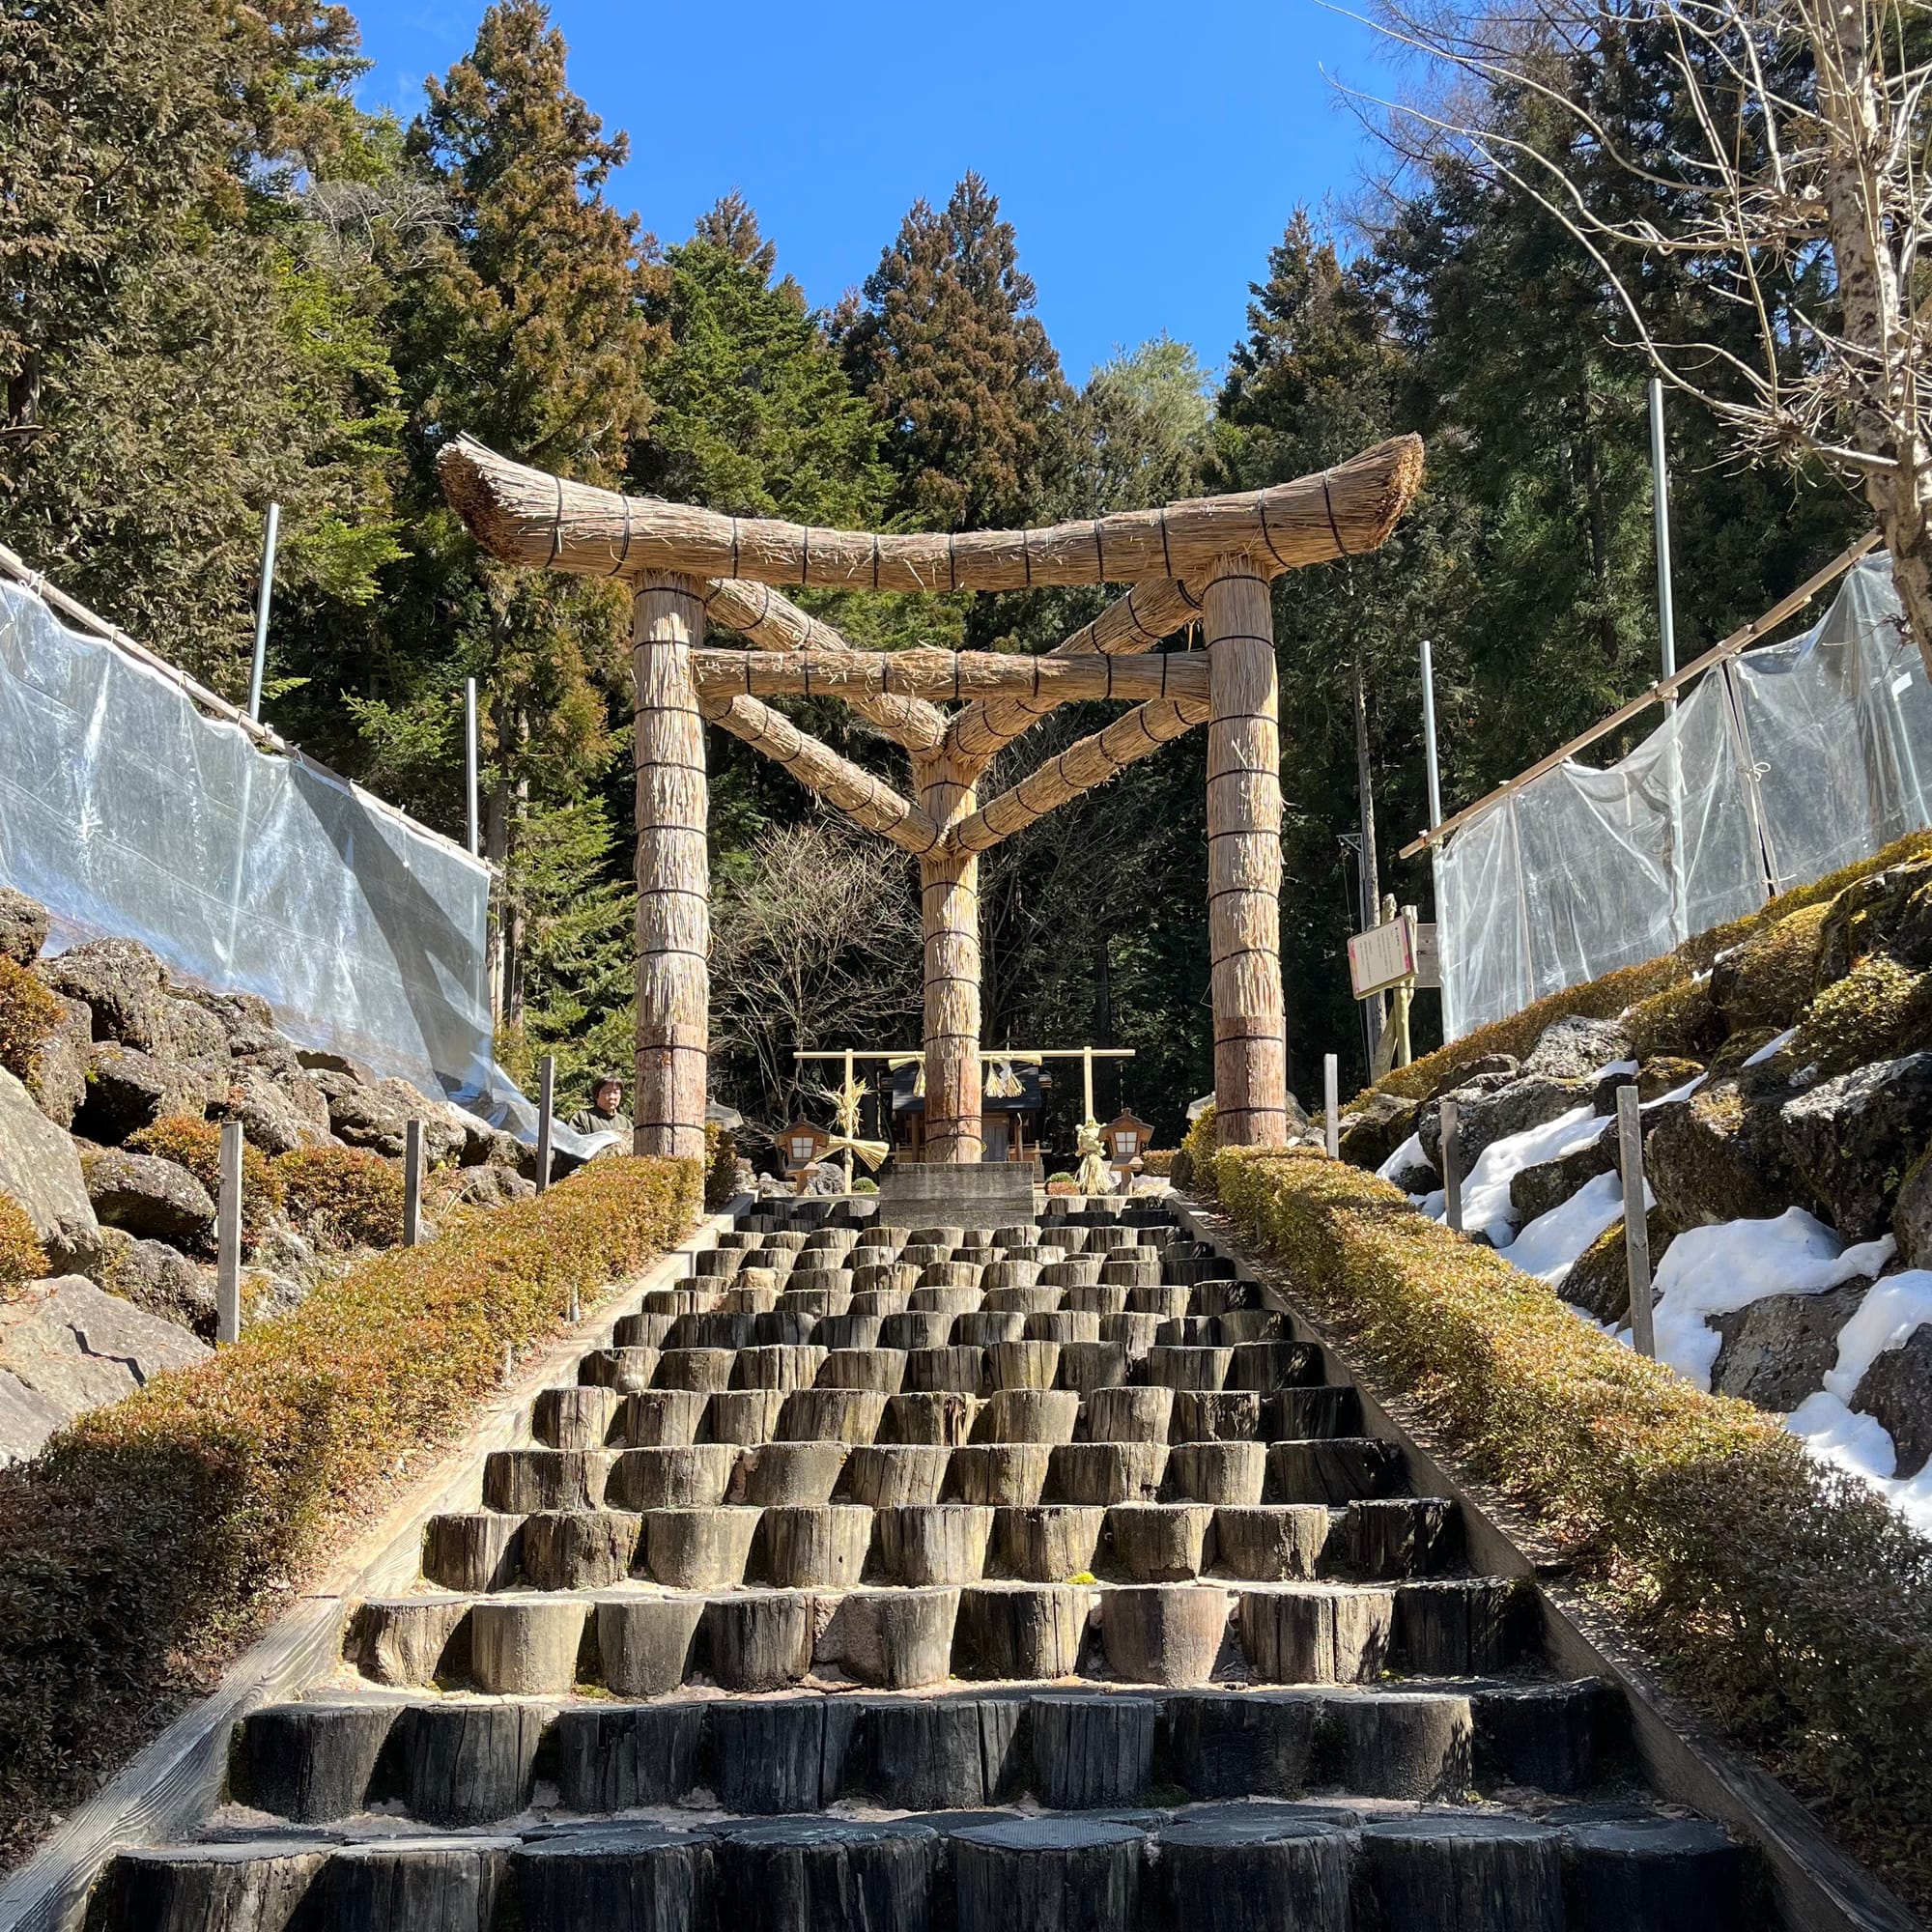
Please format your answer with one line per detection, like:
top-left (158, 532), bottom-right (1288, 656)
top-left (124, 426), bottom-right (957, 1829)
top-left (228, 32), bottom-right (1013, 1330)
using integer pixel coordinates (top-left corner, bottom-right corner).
top-left (688, 646), bottom-right (1209, 707)
top-left (698, 577), bottom-right (946, 753)
top-left (696, 690), bottom-right (941, 856)
top-left (943, 575), bottom-right (1205, 770)
top-left (944, 692), bottom-right (1210, 856)
top-left (438, 433), bottom-right (1424, 592)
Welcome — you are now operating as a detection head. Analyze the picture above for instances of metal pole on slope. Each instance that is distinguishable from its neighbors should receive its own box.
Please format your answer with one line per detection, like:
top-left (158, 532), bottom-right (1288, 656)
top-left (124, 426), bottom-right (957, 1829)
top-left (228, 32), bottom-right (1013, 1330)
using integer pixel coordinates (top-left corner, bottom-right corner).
top-left (536, 1055), bottom-right (555, 1195)
top-left (1439, 1099), bottom-right (1463, 1234)
top-left (403, 1119), bottom-right (423, 1247)
top-left (1648, 380), bottom-right (1678, 709)
top-left (1419, 638), bottom-right (1443, 834)
top-left (465, 677), bottom-right (482, 860)
top-left (215, 1122), bottom-right (244, 1345)
top-left (1617, 1085), bottom-right (1657, 1357)
top-left (247, 502), bottom-right (280, 723)
top-left (1323, 1054), bottom-right (1339, 1158)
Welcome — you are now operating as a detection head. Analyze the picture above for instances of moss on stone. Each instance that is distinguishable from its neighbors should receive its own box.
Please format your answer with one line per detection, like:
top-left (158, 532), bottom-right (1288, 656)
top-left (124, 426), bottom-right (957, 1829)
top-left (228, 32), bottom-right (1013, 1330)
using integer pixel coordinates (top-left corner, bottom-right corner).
top-left (1627, 977), bottom-right (1719, 1061)
top-left (0, 1189), bottom-right (48, 1298)
top-left (1790, 952), bottom-right (1932, 1076)
top-left (1712, 900), bottom-right (1832, 1033)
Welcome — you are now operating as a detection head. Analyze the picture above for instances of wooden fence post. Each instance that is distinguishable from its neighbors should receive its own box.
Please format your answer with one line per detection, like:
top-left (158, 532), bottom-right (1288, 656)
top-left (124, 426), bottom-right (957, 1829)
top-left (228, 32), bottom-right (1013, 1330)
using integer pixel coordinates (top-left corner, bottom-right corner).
top-left (403, 1119), bottom-right (422, 1247)
top-left (1203, 554), bottom-right (1290, 1148)
top-left (633, 571), bottom-right (710, 1160)
top-left (215, 1122), bottom-right (243, 1346)
top-left (1439, 1098), bottom-right (1463, 1234)
top-left (1617, 1085), bottom-right (1657, 1356)
top-left (1323, 1054), bottom-right (1340, 1158)
top-left (536, 1056), bottom-right (555, 1196)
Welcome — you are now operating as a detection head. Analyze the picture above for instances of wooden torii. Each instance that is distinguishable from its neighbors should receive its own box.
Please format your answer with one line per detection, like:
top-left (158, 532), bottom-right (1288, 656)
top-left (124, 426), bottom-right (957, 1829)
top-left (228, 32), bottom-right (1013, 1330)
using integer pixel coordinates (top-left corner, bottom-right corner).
top-left (439, 433), bottom-right (1425, 1164)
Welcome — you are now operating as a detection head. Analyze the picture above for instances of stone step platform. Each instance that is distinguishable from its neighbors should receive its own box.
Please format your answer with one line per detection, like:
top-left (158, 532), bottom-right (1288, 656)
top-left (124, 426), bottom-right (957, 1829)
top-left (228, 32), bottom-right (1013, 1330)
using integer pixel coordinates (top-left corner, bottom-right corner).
top-left (420, 1496), bottom-right (1461, 1593)
top-left (228, 1677), bottom-right (1614, 1828)
top-left (99, 1800), bottom-right (1745, 1932)
top-left (343, 1574), bottom-right (1535, 1694)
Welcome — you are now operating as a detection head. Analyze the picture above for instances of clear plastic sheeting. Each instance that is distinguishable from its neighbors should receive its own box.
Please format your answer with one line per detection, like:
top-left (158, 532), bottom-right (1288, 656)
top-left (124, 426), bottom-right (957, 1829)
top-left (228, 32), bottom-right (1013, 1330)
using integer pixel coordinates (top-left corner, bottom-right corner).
top-left (0, 577), bottom-right (531, 1125)
top-left (1438, 556), bottom-right (1928, 1037)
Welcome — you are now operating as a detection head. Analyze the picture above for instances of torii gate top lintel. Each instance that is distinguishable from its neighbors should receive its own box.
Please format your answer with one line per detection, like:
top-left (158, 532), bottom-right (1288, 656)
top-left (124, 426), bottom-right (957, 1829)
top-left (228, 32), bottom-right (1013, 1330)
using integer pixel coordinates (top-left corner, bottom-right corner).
top-left (437, 433), bottom-right (1425, 1169)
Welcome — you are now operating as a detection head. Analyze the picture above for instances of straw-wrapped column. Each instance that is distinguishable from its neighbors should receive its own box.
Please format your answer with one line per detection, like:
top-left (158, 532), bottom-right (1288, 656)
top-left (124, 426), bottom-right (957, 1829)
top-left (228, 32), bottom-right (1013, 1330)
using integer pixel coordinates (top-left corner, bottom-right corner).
top-left (632, 572), bottom-right (709, 1160)
top-left (1204, 554), bottom-right (1290, 1147)
top-left (914, 754), bottom-right (982, 1164)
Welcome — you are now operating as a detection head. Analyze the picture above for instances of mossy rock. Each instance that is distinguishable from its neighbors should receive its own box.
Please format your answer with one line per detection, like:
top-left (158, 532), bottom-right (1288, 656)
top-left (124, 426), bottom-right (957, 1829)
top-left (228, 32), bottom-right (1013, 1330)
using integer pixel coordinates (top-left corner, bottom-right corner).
top-left (1626, 977), bottom-right (1721, 1062)
top-left (0, 1187), bottom-right (49, 1296)
top-left (1788, 953), bottom-right (1932, 1077)
top-left (1565, 1207), bottom-right (1675, 1326)
top-left (1816, 856), bottom-right (1932, 981)
top-left (1709, 901), bottom-right (1832, 1035)
top-left (1644, 1079), bottom-right (1787, 1228)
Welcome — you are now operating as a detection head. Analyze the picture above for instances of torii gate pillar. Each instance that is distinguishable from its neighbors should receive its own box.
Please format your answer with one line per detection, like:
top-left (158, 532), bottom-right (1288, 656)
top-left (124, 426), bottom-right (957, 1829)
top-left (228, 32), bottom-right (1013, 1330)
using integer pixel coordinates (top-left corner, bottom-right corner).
top-left (914, 754), bottom-right (983, 1164)
top-left (632, 571), bottom-right (710, 1160)
top-left (1203, 554), bottom-right (1291, 1147)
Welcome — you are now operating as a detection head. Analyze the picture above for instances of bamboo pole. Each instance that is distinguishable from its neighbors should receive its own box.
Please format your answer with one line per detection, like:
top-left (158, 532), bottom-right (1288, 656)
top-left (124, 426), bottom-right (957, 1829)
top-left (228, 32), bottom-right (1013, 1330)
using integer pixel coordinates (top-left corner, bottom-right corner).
top-left (633, 573), bottom-right (710, 1161)
top-left (691, 646), bottom-right (1209, 706)
top-left (1203, 554), bottom-right (1290, 1148)
top-left (946, 691), bottom-right (1209, 855)
top-left (943, 577), bottom-right (1204, 769)
top-left (440, 434), bottom-right (1425, 592)
top-left (914, 754), bottom-right (982, 1164)
top-left (698, 690), bottom-right (941, 855)
top-left (698, 578), bottom-right (946, 753)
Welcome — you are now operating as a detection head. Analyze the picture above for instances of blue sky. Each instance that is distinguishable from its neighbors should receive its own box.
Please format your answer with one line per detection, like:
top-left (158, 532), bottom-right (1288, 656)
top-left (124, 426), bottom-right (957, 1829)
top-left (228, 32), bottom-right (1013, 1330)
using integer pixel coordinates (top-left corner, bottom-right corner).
top-left (351, 0), bottom-right (1403, 384)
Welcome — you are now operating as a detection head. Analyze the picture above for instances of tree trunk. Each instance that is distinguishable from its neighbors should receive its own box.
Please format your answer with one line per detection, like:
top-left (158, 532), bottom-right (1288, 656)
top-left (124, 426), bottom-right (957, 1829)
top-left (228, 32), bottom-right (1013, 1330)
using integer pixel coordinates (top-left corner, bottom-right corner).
top-left (914, 753), bottom-right (982, 1163)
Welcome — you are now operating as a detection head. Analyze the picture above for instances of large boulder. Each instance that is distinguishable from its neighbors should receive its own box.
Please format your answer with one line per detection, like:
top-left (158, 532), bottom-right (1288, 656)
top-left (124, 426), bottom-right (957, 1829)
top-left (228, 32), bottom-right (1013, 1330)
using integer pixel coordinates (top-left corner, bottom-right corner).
top-left (82, 1149), bottom-right (215, 1244)
top-left (1510, 1122), bottom-right (1618, 1224)
top-left (1590, 1055), bottom-right (1704, 1113)
top-left (1852, 1324), bottom-right (1932, 1478)
top-left (446, 1163), bottom-right (537, 1210)
top-left (38, 937), bottom-right (169, 1050)
top-left (1336, 1090), bottom-right (1420, 1170)
top-left (1892, 1151), bottom-right (1932, 1270)
top-left (1644, 1079), bottom-right (1786, 1228)
top-left (184, 986), bottom-right (276, 1038)
top-left (213, 1064), bottom-right (330, 1156)
top-left (0, 1066), bottom-right (102, 1270)
top-left (0, 1274), bottom-right (209, 1462)
top-left (1779, 1052), bottom-right (1932, 1240)
top-left (1521, 1014), bottom-right (1632, 1081)
top-left (315, 1071), bottom-right (465, 1166)
top-left (93, 1228), bottom-right (218, 1340)
top-left (72, 1041), bottom-right (220, 1145)
top-left (0, 888), bottom-right (49, 966)
top-left (1562, 1208), bottom-right (1673, 1326)
top-left (1710, 1279), bottom-right (1870, 1413)
top-left (0, 1369), bottom-right (67, 1465)
top-left (1817, 857), bottom-right (1932, 980)
top-left (27, 993), bottom-right (91, 1130)
top-left (1418, 1073), bottom-right (1592, 1172)
top-left (1435, 1053), bottom-right (1518, 1094)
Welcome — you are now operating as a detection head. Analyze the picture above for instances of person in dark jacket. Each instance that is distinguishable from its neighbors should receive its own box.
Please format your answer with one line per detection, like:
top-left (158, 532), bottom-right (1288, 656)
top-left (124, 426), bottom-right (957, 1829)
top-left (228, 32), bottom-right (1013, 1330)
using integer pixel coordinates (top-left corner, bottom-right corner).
top-left (569, 1075), bottom-right (632, 1140)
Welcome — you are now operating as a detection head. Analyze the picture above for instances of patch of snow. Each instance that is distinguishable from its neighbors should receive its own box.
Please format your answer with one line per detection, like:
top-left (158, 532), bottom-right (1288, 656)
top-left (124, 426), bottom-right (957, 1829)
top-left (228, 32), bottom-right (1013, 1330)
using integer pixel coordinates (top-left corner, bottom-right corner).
top-left (1377, 1131), bottom-right (1426, 1183)
top-left (1821, 1269), bottom-right (1932, 1401)
top-left (1438, 1102), bottom-right (1605, 1246)
top-left (1744, 1026), bottom-right (1799, 1067)
top-left (1650, 1210), bottom-right (1895, 1390)
top-left (1502, 1169), bottom-right (1645, 1284)
top-left (1597, 1059), bottom-right (1638, 1082)
top-left (1417, 1188), bottom-right (1445, 1218)
top-left (1787, 1388), bottom-right (1932, 1536)
top-left (1647, 1071), bottom-right (1706, 1108)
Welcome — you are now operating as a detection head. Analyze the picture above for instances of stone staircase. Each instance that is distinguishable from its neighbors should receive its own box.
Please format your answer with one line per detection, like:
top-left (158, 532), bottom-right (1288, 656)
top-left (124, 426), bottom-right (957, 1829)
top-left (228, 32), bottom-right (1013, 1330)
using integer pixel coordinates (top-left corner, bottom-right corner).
top-left (96, 1197), bottom-right (1748, 1930)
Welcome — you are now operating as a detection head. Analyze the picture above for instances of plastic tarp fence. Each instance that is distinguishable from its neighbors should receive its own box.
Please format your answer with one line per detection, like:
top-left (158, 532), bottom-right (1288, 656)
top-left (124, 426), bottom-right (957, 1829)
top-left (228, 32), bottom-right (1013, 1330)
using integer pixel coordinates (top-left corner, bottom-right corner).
top-left (0, 577), bottom-right (525, 1121)
top-left (1437, 556), bottom-right (1926, 1037)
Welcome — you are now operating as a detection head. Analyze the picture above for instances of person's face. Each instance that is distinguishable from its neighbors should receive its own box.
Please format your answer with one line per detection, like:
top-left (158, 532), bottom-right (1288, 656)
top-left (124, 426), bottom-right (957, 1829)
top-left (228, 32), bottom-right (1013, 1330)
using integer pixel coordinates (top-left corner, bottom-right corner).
top-left (596, 1083), bottom-right (622, 1114)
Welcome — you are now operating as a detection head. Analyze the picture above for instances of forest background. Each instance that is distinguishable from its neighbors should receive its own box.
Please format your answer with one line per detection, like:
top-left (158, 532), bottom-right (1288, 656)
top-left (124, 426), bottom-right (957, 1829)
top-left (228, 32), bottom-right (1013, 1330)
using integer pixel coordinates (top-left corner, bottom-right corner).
top-left (0, 0), bottom-right (1864, 1152)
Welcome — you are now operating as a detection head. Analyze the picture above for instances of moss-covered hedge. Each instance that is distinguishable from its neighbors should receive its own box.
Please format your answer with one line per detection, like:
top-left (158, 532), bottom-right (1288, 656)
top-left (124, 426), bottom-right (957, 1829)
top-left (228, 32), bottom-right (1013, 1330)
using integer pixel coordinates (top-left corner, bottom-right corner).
top-left (0, 1153), bottom-right (699, 1871)
top-left (1193, 1142), bottom-right (1932, 1909)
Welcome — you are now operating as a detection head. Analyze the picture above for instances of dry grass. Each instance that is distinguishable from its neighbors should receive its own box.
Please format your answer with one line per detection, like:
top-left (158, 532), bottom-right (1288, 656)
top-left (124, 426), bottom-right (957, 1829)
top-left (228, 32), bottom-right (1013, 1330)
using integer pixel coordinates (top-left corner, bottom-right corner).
top-left (0, 1193), bottom-right (46, 1298)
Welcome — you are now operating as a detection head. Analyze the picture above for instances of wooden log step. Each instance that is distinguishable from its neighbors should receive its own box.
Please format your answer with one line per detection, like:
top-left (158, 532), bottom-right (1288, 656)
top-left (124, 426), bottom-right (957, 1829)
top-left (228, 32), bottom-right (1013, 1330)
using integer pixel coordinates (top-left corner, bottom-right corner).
top-left (392, 1699), bottom-right (550, 1826)
top-left (1394, 1578), bottom-right (1534, 1674)
top-left (1162, 1690), bottom-right (1319, 1800)
top-left (1328, 1686), bottom-right (1474, 1798)
top-left (483, 1448), bottom-right (611, 1513)
top-left (916, 1264), bottom-right (981, 1293)
top-left (577, 1345), bottom-right (658, 1393)
top-left (1039, 1256), bottom-right (1103, 1289)
top-left (644, 1505), bottom-right (761, 1588)
top-left (1565, 1817), bottom-right (1745, 1930)
top-left (467, 1597), bottom-right (587, 1693)
top-left (594, 1594), bottom-right (704, 1696)
top-left (1086, 1384), bottom-right (1174, 1444)
top-left (974, 1387), bottom-right (1080, 1444)
top-left (728, 1270), bottom-right (784, 1302)
top-left (1343, 1497), bottom-right (1461, 1578)
top-left (952, 1582), bottom-right (1094, 1679)
top-left (693, 1245), bottom-right (747, 1276)
top-left (954, 1310), bottom-right (1027, 1347)
top-left (1047, 1441), bottom-right (1166, 1505)
top-left (1164, 1440), bottom-right (1267, 1506)
top-left (1055, 1341), bottom-right (1130, 1396)
top-left (520, 1509), bottom-right (641, 1590)
top-left (308, 1836), bottom-right (519, 1931)
top-left (852, 1263), bottom-right (921, 1296)
top-left (1266, 1383), bottom-right (1360, 1440)
top-left (739, 1439), bottom-right (849, 1504)
top-left (345, 1596), bottom-right (469, 1686)
top-left (982, 1284), bottom-right (1061, 1316)
top-left (512, 1819), bottom-right (706, 1925)
top-left (605, 1443), bottom-right (739, 1509)
top-left (652, 1347), bottom-right (736, 1394)
top-left (1099, 1582), bottom-right (1233, 1685)
top-left (991, 1223), bottom-right (1040, 1247)
top-left (829, 1584), bottom-right (962, 1687)
top-left (1148, 1345), bottom-right (1234, 1392)
top-left (1217, 1309), bottom-right (1287, 1345)
top-left (232, 1700), bottom-right (400, 1822)
top-left (1168, 1390), bottom-right (1261, 1442)
top-left (748, 1307), bottom-right (816, 1342)
top-left (907, 1224), bottom-right (965, 1247)
top-left (779, 1285), bottom-right (851, 1319)
top-left (1193, 1279), bottom-right (1256, 1317)
top-left (881, 1390), bottom-right (976, 1445)
top-left (879, 1311), bottom-right (955, 1351)
top-left (532, 1384), bottom-right (620, 1449)
top-left (874, 1504), bottom-right (994, 1583)
top-left (1239, 1584), bottom-right (1396, 1684)
top-left (802, 1225), bottom-right (859, 1253)
top-left (665, 1311), bottom-right (753, 1350)
top-left (703, 1590), bottom-right (814, 1690)
top-left (849, 1289), bottom-right (912, 1319)
top-left (1228, 1340), bottom-right (1321, 1394)
top-left (1470, 1679), bottom-right (1605, 1794)
top-left (988, 1340), bottom-right (1060, 1390)
top-left (903, 1345), bottom-right (986, 1395)
top-left (1036, 1225), bottom-right (1088, 1250)
top-left (615, 1387), bottom-right (708, 1446)
top-left (611, 1310), bottom-right (674, 1349)
top-left (1025, 1693), bottom-right (1159, 1808)
top-left (1063, 1283), bottom-right (1132, 1316)
top-left (1358, 1813), bottom-right (1563, 1930)
top-left (776, 1386), bottom-right (889, 1444)
top-left (980, 1260), bottom-right (1042, 1292)
top-left (1155, 1807), bottom-right (1351, 1930)
top-left (1125, 1285), bottom-right (1191, 1319)
top-left (948, 1442), bottom-right (1053, 1506)
top-left (713, 1816), bottom-right (939, 1928)
top-left (1106, 1502), bottom-right (1215, 1581)
top-left (422, 1511), bottom-right (521, 1592)
top-left (1166, 1255), bottom-right (1237, 1286)
top-left (1266, 1437), bottom-right (1406, 1504)
top-left (1026, 1311), bottom-right (1101, 1345)
top-left (705, 1695), bottom-right (862, 1811)
top-left (898, 1242), bottom-right (952, 1267)
top-left (755, 1503), bottom-right (873, 1586)
top-left (731, 1343), bottom-right (826, 1390)
top-left (817, 1345), bottom-right (906, 1391)
top-left (995, 1504), bottom-right (1107, 1582)
top-left (1098, 1315), bottom-right (1163, 1361)
top-left (812, 1313), bottom-right (885, 1350)
top-left (1213, 1505), bottom-right (1333, 1581)
top-left (854, 1691), bottom-right (1027, 1809)
top-left (1154, 1316), bottom-right (1223, 1347)
top-left (100, 1839), bottom-right (332, 1932)
top-left (705, 1388), bottom-right (786, 1446)
top-left (840, 1442), bottom-right (952, 1506)
top-left (1097, 1255), bottom-right (1161, 1289)
top-left (641, 1281), bottom-right (714, 1311)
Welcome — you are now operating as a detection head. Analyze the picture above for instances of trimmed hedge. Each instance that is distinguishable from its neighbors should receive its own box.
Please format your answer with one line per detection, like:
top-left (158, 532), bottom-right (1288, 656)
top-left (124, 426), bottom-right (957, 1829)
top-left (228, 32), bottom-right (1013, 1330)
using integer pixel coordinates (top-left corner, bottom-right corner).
top-left (0, 1153), bottom-right (698, 1872)
top-left (273, 1142), bottom-right (405, 1250)
top-left (1195, 1142), bottom-right (1932, 1910)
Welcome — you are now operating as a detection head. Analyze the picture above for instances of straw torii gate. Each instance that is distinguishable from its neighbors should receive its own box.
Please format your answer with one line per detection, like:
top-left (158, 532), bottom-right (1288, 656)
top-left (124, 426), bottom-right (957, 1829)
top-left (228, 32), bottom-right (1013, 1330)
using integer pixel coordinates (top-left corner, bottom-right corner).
top-left (438, 434), bottom-right (1425, 1163)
